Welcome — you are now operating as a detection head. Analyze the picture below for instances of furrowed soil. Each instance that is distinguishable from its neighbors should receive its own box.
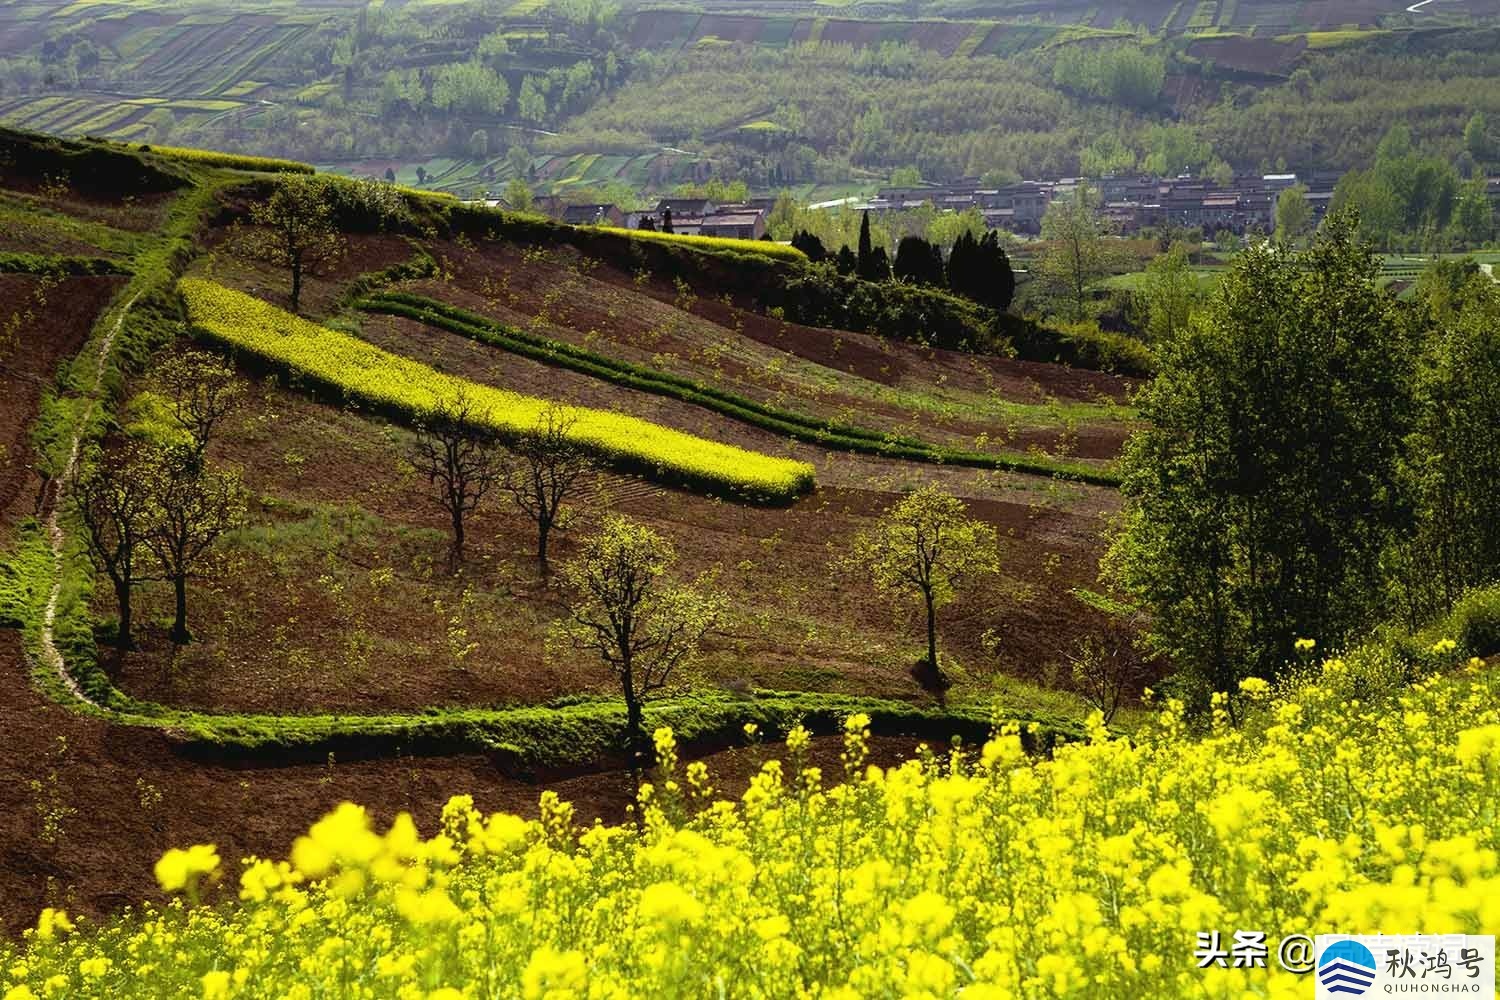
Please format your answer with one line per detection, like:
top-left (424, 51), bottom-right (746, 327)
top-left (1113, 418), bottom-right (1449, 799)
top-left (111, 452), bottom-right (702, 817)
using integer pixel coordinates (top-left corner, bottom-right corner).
top-left (0, 274), bottom-right (125, 545)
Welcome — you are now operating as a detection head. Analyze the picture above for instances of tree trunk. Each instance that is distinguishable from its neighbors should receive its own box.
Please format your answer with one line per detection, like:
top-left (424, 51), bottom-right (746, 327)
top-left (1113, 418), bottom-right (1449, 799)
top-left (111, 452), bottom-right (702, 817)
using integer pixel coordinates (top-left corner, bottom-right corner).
top-left (169, 574), bottom-right (190, 644)
top-left (924, 588), bottom-right (938, 672)
top-left (114, 577), bottom-right (135, 651)
top-left (537, 519), bottom-right (550, 576)
top-left (290, 260), bottom-right (303, 314)
top-left (624, 692), bottom-right (645, 764)
top-left (451, 509), bottom-right (465, 565)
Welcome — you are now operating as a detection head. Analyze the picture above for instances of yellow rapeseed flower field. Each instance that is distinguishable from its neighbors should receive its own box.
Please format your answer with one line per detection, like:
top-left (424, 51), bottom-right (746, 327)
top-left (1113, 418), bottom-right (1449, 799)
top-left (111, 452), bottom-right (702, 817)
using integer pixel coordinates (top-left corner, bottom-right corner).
top-left (4, 658), bottom-right (1496, 997)
top-left (136, 145), bottom-right (314, 174)
top-left (588, 226), bottom-right (808, 263)
top-left (178, 278), bottom-right (815, 501)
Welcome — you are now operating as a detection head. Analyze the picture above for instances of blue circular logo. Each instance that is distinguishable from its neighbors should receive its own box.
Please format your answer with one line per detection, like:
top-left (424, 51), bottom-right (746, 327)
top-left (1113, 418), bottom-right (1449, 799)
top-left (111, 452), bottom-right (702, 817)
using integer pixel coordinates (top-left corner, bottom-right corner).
top-left (1318, 940), bottom-right (1378, 997)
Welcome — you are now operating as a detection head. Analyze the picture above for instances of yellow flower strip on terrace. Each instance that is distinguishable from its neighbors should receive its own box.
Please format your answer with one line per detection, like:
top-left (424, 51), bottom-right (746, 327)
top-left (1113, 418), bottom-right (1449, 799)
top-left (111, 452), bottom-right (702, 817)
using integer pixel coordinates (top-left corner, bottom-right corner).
top-left (5, 663), bottom-right (1497, 998)
top-left (589, 225), bottom-right (808, 263)
top-left (135, 145), bottom-right (314, 174)
top-left (178, 279), bottom-right (815, 500)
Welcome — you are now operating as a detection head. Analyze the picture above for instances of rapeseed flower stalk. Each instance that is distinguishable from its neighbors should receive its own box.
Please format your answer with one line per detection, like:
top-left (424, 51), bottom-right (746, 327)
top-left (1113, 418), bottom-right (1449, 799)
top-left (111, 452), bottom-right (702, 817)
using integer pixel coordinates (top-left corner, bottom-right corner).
top-left (3, 661), bottom-right (1497, 998)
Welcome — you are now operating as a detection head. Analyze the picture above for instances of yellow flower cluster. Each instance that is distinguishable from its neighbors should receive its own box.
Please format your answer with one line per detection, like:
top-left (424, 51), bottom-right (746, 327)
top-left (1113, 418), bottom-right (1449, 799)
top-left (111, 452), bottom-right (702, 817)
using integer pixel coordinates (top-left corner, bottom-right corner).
top-left (589, 226), bottom-right (808, 263)
top-left (177, 278), bottom-right (816, 501)
top-left (137, 145), bottom-right (314, 174)
top-left (3, 663), bottom-right (1496, 998)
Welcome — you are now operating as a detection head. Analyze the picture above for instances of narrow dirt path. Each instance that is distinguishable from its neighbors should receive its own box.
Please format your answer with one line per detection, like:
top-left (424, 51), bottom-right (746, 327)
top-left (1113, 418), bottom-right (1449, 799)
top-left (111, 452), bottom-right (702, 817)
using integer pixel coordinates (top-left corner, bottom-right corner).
top-left (36, 294), bottom-right (136, 709)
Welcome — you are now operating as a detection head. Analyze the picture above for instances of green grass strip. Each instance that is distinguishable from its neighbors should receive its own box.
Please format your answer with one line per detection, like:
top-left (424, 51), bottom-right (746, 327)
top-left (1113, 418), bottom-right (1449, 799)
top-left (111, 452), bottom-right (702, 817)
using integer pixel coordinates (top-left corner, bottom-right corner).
top-left (0, 252), bottom-right (131, 275)
top-left (359, 291), bottom-right (1122, 487)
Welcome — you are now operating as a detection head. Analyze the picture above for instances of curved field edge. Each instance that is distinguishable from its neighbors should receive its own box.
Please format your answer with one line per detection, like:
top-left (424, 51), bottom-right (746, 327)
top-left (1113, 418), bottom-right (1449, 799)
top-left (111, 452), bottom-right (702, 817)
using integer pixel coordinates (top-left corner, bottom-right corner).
top-left (180, 278), bottom-right (817, 504)
top-left (357, 291), bottom-right (1123, 487)
top-left (0, 182), bottom-right (1083, 767)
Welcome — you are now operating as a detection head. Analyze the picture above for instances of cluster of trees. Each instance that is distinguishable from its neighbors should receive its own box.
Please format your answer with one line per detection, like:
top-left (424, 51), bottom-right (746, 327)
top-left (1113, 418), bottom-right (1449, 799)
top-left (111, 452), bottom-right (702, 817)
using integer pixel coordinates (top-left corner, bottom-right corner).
top-left (1198, 45), bottom-right (1500, 178)
top-left (1332, 123), bottom-right (1494, 249)
top-left (411, 393), bottom-right (595, 576)
top-left (559, 480), bottom-right (998, 760)
top-left (1050, 42), bottom-right (1166, 110)
top-left (788, 211), bottom-right (1016, 311)
top-left (407, 389), bottom-right (1001, 758)
top-left (1106, 213), bottom-right (1500, 707)
top-left (75, 351), bottom-right (247, 649)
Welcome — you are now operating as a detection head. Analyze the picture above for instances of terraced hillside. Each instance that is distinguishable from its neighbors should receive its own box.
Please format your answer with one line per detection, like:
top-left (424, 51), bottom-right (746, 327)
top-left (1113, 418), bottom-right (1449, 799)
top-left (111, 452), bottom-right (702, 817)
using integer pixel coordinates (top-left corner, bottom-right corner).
top-left (0, 128), bottom-right (1142, 931)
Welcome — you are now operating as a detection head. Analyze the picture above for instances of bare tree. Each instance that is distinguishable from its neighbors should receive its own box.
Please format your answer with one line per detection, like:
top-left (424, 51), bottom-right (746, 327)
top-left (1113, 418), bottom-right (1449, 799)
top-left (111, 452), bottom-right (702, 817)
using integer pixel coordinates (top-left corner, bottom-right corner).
top-left (72, 442), bottom-right (158, 650)
top-left (1066, 618), bottom-right (1150, 725)
top-left (143, 448), bottom-right (247, 644)
top-left (233, 175), bottom-right (345, 314)
top-left (501, 403), bottom-right (594, 574)
top-left (412, 387), bottom-right (501, 565)
top-left (561, 515), bottom-right (723, 765)
top-left (155, 349), bottom-right (242, 468)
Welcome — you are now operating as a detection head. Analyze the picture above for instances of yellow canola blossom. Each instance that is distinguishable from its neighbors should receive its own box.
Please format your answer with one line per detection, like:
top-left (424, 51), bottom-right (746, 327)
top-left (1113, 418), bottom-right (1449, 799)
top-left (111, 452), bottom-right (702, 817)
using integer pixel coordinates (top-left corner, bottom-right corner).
top-left (3, 667), bottom-right (1498, 998)
top-left (177, 278), bottom-right (816, 502)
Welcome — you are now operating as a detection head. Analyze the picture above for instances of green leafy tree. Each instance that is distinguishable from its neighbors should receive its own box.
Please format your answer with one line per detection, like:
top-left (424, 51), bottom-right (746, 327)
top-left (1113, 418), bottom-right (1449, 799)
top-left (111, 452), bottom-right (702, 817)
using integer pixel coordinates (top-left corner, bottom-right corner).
top-left (236, 176), bottom-right (345, 314)
top-left (925, 207), bottom-right (985, 250)
top-left (432, 62), bottom-right (509, 117)
top-left (846, 484), bottom-right (999, 684)
top-left (1331, 170), bottom-right (1402, 246)
top-left (1464, 110), bottom-right (1493, 164)
top-left (890, 165), bottom-right (922, 187)
top-left (504, 177), bottom-right (533, 212)
top-left (561, 516), bottom-right (724, 763)
top-left (1393, 272), bottom-right (1500, 622)
top-left (1452, 179), bottom-right (1494, 247)
top-left (1105, 214), bottom-right (1418, 707)
top-left (155, 349), bottom-right (242, 470)
top-left (1274, 184), bottom-right (1312, 243)
top-left (1130, 243), bottom-right (1200, 343)
top-left (517, 75), bottom-right (548, 123)
top-left (1080, 133), bottom-right (1137, 177)
top-left (1038, 183), bottom-right (1115, 322)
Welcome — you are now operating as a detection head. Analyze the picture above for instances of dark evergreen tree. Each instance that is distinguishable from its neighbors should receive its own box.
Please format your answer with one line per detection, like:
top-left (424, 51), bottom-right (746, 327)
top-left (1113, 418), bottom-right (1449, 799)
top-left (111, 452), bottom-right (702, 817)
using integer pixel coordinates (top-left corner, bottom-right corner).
top-left (894, 236), bottom-right (944, 286)
top-left (835, 244), bottom-right (857, 276)
top-left (980, 230), bottom-right (1017, 311)
top-left (662, 208), bottom-right (674, 234)
top-left (791, 229), bottom-right (827, 262)
top-left (946, 231), bottom-right (980, 300)
top-left (947, 231), bottom-right (1017, 311)
top-left (865, 245), bottom-right (891, 282)
top-left (857, 210), bottom-right (874, 276)
top-left (638, 216), bottom-right (656, 231)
